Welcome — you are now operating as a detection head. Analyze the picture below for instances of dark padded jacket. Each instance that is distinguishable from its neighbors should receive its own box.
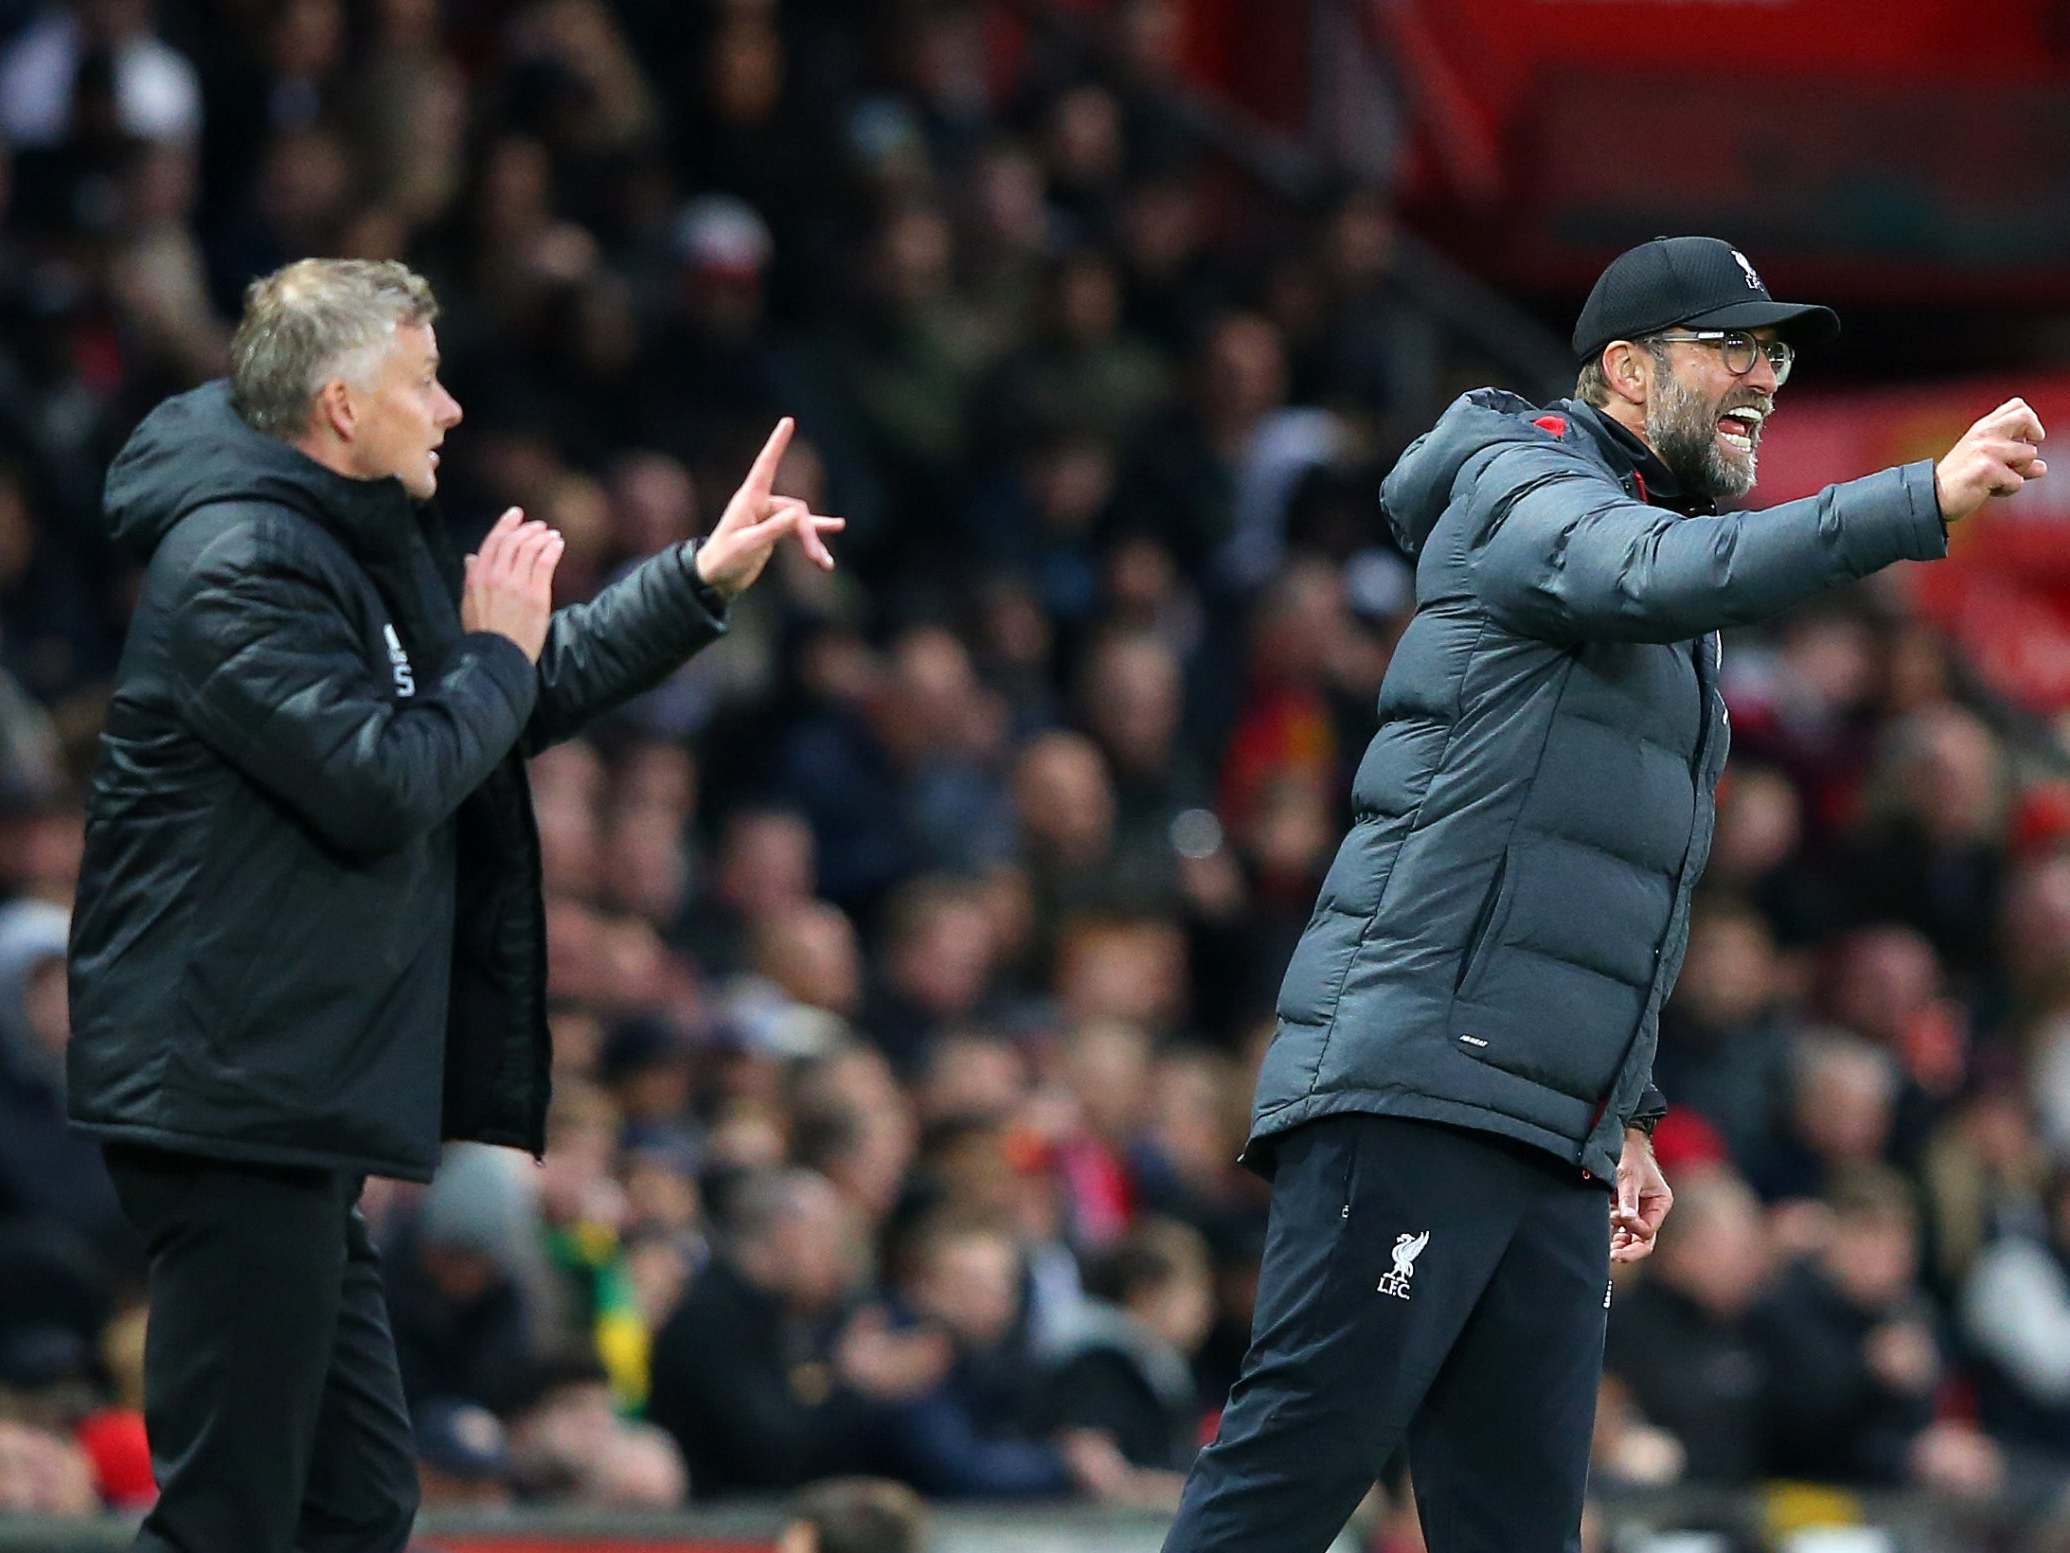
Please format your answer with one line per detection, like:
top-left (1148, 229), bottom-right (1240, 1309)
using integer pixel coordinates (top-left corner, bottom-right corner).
top-left (67, 381), bottom-right (728, 1180)
top-left (1252, 390), bottom-right (1946, 1181)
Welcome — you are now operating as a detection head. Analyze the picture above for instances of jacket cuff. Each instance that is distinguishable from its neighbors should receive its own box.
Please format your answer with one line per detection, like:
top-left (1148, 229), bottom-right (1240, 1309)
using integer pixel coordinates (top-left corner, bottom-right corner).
top-left (1894, 459), bottom-right (1950, 562)
top-left (462, 630), bottom-right (541, 725)
top-left (1625, 1083), bottom-right (1667, 1137)
top-left (678, 539), bottom-right (733, 629)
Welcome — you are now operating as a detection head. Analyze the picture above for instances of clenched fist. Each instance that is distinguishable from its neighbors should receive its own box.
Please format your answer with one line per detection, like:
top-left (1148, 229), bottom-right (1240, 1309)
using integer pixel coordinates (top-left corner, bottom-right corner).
top-left (1935, 397), bottom-right (2047, 523)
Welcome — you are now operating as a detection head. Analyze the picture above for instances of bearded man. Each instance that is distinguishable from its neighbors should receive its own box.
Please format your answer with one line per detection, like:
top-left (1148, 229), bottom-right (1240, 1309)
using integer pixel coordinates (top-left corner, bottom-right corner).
top-left (1162, 236), bottom-right (2045, 1553)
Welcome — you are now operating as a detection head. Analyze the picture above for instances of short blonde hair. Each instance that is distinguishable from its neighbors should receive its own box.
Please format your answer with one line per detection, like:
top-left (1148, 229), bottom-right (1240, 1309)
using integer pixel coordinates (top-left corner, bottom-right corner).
top-left (229, 258), bottom-right (439, 437)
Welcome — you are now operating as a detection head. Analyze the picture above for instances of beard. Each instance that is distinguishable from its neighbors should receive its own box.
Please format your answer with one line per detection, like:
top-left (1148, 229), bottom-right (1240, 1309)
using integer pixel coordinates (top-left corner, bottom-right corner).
top-left (1645, 364), bottom-right (1761, 503)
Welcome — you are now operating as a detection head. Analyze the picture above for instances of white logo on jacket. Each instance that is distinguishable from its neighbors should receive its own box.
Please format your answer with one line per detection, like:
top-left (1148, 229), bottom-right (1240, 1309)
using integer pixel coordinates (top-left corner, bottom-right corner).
top-left (1378, 1230), bottom-right (1430, 1299)
top-left (383, 624), bottom-right (415, 698)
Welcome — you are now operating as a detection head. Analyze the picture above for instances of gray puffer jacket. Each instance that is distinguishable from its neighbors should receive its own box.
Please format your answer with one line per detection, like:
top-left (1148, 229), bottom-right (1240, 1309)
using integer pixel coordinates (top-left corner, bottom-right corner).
top-left (1251, 390), bottom-right (1946, 1181)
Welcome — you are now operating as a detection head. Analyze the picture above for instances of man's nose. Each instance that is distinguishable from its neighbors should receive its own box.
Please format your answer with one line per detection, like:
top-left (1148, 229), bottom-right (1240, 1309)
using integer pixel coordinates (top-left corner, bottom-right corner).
top-left (438, 386), bottom-right (463, 428)
top-left (1745, 352), bottom-right (1780, 396)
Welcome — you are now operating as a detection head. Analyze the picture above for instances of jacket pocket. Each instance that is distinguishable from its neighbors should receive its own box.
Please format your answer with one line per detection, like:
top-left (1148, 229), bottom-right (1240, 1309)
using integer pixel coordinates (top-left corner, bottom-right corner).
top-left (1446, 838), bottom-right (1662, 1106)
top-left (1452, 955), bottom-right (1646, 1106)
top-left (1453, 849), bottom-right (1513, 998)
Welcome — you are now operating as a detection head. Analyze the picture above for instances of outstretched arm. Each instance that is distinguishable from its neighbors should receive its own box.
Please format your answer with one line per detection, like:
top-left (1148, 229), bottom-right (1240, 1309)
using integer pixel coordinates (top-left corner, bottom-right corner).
top-left (1469, 398), bottom-right (2046, 645)
top-left (1468, 452), bottom-right (1945, 645)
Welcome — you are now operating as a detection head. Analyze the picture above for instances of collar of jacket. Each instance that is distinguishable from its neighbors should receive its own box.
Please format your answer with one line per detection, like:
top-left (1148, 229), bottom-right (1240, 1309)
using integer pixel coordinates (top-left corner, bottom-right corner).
top-left (193, 379), bottom-right (427, 559)
top-left (1555, 399), bottom-right (1714, 518)
top-left (248, 425), bottom-right (425, 562)
top-left (102, 379), bottom-right (427, 565)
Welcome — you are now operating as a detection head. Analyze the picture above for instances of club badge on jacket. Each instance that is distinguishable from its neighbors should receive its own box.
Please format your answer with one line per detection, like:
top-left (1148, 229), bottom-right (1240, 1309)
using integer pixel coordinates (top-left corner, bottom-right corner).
top-left (383, 624), bottom-right (415, 698)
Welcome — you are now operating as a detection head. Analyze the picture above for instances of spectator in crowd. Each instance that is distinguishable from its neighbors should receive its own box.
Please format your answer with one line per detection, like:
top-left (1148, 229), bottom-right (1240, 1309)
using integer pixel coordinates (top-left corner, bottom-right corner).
top-left (1703, 761), bottom-right (1828, 956)
top-left (597, 1012), bottom-right (703, 1131)
top-left (647, 1168), bottom-right (949, 1499)
top-left (1844, 705), bottom-right (2011, 984)
top-left (915, 1031), bottom-right (1028, 1128)
top-left (0, 899), bottom-right (128, 1272)
top-left (1588, 1375), bottom-right (1687, 1491)
top-left (1605, 1169), bottom-right (1773, 1483)
top-left (2001, 852), bottom-right (2070, 1024)
top-left (0, 0), bottom-right (202, 153)
top-left (1010, 729), bottom-right (1128, 935)
top-left (0, 789), bottom-right (81, 908)
top-left (384, 1146), bottom-right (549, 1417)
top-left (984, 246), bottom-right (1171, 449)
top-left (796, 1100), bottom-right (918, 1234)
top-left (0, 672), bottom-right (64, 810)
top-left (779, 1476), bottom-right (931, 1553)
top-left (1921, 1084), bottom-right (2053, 1297)
top-left (903, 1109), bottom-right (1090, 1353)
top-left (1752, 1031), bottom-right (1901, 1207)
top-left (750, 898), bottom-right (869, 1024)
top-left (1820, 924), bottom-right (1967, 1144)
top-left (0, 1416), bottom-right (99, 1514)
top-left (878, 1213), bottom-right (1136, 1502)
top-left (1035, 1216), bottom-right (1214, 1477)
top-left (413, 1396), bottom-right (514, 1510)
top-left (1723, 604), bottom-right (1886, 856)
top-left (676, 804), bottom-right (817, 976)
top-left (1128, 1045), bottom-right (1257, 1231)
top-left (1960, 1166), bottom-right (2070, 1461)
top-left (1075, 627), bottom-right (1206, 896)
top-left (862, 876), bottom-right (1002, 1072)
top-left (1653, 899), bottom-right (1800, 1170)
top-left (1751, 1168), bottom-right (2005, 1497)
top-left (532, 1083), bottom-right (649, 1411)
top-left (504, 1347), bottom-right (687, 1508)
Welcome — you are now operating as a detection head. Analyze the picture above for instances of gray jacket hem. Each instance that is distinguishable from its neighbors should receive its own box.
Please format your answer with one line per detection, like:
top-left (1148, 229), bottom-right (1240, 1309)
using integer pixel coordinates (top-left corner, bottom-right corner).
top-left (1243, 1089), bottom-right (1605, 1183)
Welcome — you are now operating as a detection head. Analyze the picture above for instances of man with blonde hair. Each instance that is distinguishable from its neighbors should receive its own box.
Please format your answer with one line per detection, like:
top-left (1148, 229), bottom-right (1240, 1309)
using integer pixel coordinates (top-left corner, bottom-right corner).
top-left (66, 258), bottom-right (840, 1553)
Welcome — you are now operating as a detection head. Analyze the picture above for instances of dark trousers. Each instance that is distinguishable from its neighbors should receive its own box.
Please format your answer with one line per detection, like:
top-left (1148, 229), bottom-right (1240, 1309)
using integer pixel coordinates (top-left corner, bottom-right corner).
top-left (1164, 1115), bottom-right (1611, 1553)
top-left (103, 1145), bottom-right (420, 1553)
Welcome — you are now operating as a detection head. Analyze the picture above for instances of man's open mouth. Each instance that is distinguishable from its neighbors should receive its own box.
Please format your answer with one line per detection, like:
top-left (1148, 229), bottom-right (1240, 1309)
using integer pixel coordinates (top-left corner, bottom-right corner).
top-left (1717, 406), bottom-right (1766, 453)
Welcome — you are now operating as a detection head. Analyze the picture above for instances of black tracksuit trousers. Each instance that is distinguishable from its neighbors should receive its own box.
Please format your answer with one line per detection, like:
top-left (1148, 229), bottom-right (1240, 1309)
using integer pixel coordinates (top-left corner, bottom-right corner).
top-left (1164, 1115), bottom-right (1612, 1553)
top-left (103, 1144), bottom-right (420, 1553)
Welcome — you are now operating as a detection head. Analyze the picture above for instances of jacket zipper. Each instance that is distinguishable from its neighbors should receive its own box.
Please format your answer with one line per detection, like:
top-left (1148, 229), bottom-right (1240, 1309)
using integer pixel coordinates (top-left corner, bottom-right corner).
top-left (1582, 630), bottom-right (1721, 1183)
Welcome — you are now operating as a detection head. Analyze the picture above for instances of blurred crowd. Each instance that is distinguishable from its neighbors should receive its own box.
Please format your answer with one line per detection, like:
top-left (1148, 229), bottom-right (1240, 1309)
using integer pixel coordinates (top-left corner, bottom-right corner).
top-left (1, 0), bottom-right (2069, 1546)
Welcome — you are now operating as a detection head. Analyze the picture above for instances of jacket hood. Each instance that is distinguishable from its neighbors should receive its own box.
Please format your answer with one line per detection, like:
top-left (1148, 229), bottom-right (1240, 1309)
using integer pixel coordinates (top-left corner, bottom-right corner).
top-left (102, 379), bottom-right (416, 561)
top-left (1380, 389), bottom-right (1559, 558)
top-left (1382, 390), bottom-right (1696, 557)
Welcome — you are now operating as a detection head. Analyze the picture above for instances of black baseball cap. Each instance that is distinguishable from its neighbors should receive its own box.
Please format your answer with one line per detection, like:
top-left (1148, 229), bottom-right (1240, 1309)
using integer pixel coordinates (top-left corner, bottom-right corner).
top-left (1572, 236), bottom-right (1840, 362)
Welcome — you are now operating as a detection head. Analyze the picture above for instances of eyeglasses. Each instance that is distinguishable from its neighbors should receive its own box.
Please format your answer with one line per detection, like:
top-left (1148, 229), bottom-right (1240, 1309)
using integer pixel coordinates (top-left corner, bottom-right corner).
top-left (1647, 330), bottom-right (1794, 386)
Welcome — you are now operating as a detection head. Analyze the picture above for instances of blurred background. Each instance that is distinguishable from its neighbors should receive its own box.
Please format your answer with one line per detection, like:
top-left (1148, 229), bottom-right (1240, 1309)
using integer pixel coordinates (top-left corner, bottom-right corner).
top-left (3, 2), bottom-right (2070, 1550)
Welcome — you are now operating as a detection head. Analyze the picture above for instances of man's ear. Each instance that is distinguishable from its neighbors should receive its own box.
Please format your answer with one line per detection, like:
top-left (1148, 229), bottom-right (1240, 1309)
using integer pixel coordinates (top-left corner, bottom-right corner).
top-left (313, 378), bottom-right (357, 442)
top-left (1602, 341), bottom-right (1649, 407)
top-left (777, 1522), bottom-right (819, 1553)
